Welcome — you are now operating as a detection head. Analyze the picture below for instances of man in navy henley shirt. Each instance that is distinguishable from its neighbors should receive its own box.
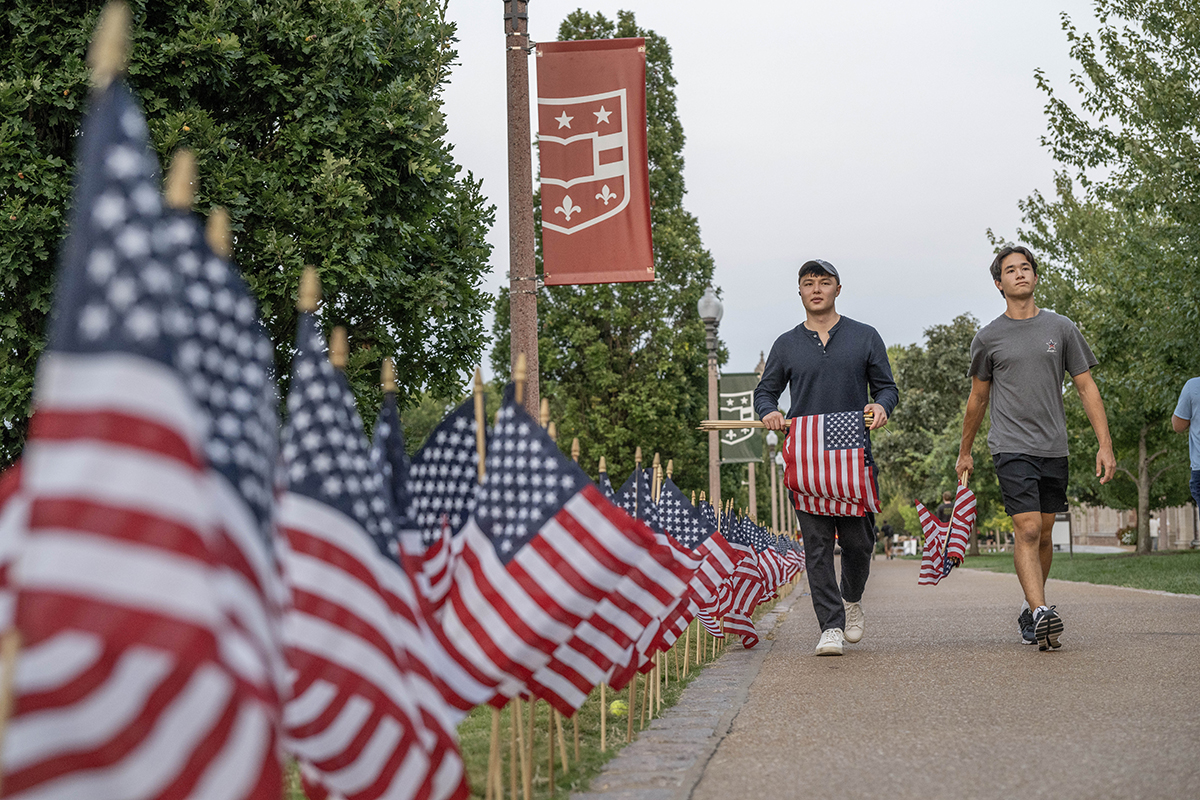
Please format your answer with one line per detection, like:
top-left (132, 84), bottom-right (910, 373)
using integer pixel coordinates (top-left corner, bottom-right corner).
top-left (754, 259), bottom-right (898, 657)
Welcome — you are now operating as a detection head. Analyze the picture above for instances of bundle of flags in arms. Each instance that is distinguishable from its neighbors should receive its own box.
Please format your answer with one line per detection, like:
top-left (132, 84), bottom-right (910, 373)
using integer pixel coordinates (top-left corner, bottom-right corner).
top-left (915, 485), bottom-right (978, 586)
top-left (0, 54), bottom-right (805, 800)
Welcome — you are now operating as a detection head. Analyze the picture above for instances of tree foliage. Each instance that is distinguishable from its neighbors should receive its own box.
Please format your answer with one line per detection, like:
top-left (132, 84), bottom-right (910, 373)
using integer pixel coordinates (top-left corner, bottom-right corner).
top-left (0, 0), bottom-right (494, 465)
top-left (491, 10), bottom-right (720, 498)
top-left (1000, 0), bottom-right (1199, 550)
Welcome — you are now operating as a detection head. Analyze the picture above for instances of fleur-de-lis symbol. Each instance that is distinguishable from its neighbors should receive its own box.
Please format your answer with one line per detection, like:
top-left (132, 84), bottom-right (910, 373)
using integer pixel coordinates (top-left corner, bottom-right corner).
top-left (554, 194), bottom-right (581, 221)
top-left (595, 184), bottom-right (617, 205)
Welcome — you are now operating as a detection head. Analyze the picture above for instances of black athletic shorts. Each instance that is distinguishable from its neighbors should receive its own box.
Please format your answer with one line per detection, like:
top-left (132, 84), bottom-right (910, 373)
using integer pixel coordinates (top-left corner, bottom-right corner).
top-left (992, 453), bottom-right (1069, 516)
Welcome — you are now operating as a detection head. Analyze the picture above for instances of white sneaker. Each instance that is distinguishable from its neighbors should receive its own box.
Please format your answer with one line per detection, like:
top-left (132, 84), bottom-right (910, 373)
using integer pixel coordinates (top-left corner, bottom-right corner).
top-left (844, 600), bottom-right (865, 644)
top-left (815, 628), bottom-right (845, 656)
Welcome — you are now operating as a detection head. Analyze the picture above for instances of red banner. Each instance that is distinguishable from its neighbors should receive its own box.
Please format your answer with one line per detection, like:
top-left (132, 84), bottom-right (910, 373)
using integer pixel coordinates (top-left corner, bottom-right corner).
top-left (536, 38), bottom-right (654, 285)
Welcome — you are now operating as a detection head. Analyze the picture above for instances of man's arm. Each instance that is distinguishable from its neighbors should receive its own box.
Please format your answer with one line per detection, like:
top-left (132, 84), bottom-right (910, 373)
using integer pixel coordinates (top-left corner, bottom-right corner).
top-left (1072, 370), bottom-right (1116, 484)
top-left (955, 377), bottom-right (991, 482)
top-left (1172, 414), bottom-right (1190, 433)
top-left (864, 330), bottom-right (898, 431)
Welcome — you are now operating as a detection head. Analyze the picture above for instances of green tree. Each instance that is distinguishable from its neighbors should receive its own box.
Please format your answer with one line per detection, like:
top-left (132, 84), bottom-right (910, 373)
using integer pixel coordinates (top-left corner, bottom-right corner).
top-left (1001, 0), bottom-right (1200, 551)
top-left (491, 9), bottom-right (719, 499)
top-left (0, 0), bottom-right (494, 465)
top-left (874, 315), bottom-right (979, 502)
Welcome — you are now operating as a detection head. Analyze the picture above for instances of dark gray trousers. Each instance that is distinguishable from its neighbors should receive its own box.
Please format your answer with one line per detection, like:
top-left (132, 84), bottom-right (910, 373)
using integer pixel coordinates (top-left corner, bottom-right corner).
top-left (796, 509), bottom-right (876, 632)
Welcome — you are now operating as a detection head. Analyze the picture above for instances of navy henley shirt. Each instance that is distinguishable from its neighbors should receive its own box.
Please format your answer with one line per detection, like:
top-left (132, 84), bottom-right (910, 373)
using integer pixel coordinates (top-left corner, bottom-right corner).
top-left (753, 316), bottom-right (899, 424)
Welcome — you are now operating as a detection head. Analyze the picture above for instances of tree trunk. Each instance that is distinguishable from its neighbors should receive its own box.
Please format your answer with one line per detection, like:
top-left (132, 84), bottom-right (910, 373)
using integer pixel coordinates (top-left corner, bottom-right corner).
top-left (968, 522), bottom-right (980, 557)
top-left (1136, 424), bottom-right (1152, 555)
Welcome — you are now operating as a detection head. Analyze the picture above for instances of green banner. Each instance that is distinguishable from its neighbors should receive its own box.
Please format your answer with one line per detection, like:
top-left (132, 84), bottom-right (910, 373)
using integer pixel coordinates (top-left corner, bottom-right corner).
top-left (718, 372), bottom-right (762, 464)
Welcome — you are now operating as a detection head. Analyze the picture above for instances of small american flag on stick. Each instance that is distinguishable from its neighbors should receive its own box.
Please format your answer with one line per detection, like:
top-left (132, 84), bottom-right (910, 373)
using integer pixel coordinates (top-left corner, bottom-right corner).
top-left (916, 485), bottom-right (977, 586)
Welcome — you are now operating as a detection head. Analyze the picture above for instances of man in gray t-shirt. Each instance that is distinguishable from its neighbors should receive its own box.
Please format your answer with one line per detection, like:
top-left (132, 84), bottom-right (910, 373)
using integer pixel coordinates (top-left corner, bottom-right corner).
top-left (957, 246), bottom-right (1115, 652)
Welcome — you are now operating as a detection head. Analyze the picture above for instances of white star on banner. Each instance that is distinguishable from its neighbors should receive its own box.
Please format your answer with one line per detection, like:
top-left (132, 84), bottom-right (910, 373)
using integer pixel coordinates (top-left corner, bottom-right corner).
top-left (593, 106), bottom-right (612, 124)
top-left (555, 111), bottom-right (573, 129)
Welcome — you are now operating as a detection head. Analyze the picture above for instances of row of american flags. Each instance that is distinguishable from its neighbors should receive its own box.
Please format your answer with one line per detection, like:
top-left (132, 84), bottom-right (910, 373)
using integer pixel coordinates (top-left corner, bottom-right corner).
top-left (0, 77), bottom-right (805, 800)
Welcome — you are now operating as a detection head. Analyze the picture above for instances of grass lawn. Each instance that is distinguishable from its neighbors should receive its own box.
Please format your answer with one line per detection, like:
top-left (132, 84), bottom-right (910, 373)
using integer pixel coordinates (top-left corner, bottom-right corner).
top-left (963, 549), bottom-right (1200, 595)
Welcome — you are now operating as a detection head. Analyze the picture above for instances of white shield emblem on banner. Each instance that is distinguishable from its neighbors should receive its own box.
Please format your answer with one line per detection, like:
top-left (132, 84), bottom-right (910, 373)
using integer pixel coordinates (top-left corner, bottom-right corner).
top-left (539, 89), bottom-right (630, 235)
top-left (719, 390), bottom-right (756, 446)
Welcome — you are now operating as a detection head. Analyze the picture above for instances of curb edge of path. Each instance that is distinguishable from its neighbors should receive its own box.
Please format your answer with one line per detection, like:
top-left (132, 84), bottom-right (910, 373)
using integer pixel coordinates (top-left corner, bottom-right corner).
top-left (676, 590), bottom-right (800, 800)
top-left (570, 588), bottom-right (802, 800)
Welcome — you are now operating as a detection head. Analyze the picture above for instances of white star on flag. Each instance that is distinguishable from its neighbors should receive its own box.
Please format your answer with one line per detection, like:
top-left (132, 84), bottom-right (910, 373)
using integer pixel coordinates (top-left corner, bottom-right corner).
top-left (555, 110), bottom-right (573, 128)
top-left (594, 105), bottom-right (612, 124)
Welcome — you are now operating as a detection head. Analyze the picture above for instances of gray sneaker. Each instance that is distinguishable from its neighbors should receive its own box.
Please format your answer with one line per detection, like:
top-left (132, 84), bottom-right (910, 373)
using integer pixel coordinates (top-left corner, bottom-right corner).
top-left (1018, 608), bottom-right (1036, 645)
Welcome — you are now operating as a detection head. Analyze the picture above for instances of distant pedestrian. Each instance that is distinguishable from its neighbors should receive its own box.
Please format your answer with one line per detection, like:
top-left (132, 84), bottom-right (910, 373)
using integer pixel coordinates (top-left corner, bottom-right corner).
top-left (755, 259), bottom-right (898, 657)
top-left (935, 490), bottom-right (954, 525)
top-left (956, 245), bottom-right (1115, 651)
top-left (880, 522), bottom-right (895, 559)
top-left (1171, 377), bottom-right (1200, 512)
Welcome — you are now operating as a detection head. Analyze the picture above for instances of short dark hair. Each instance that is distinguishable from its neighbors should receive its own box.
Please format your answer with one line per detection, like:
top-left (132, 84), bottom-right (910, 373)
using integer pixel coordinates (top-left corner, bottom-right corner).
top-left (989, 245), bottom-right (1038, 287)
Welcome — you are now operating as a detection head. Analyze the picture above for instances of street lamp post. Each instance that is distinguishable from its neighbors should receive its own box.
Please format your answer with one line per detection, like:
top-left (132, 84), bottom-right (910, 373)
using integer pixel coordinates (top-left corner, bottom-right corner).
top-left (766, 429), bottom-right (779, 531)
top-left (775, 451), bottom-right (788, 535)
top-left (697, 287), bottom-right (724, 512)
top-left (748, 352), bottom-right (765, 522)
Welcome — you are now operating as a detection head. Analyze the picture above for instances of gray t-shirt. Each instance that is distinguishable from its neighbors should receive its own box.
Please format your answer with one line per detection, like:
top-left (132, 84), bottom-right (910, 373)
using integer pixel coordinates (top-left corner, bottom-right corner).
top-left (1173, 377), bottom-right (1200, 470)
top-left (968, 309), bottom-right (1097, 457)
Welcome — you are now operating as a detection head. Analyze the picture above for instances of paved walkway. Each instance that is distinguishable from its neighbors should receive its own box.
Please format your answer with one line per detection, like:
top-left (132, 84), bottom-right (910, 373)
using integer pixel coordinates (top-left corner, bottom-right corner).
top-left (574, 558), bottom-right (1200, 800)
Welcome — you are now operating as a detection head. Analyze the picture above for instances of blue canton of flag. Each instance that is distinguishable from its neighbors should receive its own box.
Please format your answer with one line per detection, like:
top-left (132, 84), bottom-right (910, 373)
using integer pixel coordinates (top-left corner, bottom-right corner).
top-left (698, 500), bottom-right (718, 532)
top-left (161, 210), bottom-right (279, 542)
top-left (615, 468), bottom-right (663, 534)
top-left (656, 477), bottom-right (716, 549)
top-left (472, 398), bottom-right (585, 561)
top-left (596, 469), bottom-right (616, 502)
top-left (371, 391), bottom-right (411, 533)
top-left (281, 316), bottom-right (393, 548)
top-left (404, 401), bottom-right (482, 546)
top-left (824, 410), bottom-right (867, 451)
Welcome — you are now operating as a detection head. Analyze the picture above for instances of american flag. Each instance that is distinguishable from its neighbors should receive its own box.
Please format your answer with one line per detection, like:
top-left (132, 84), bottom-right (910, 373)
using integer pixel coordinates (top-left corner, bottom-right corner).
top-left (436, 396), bottom-right (682, 708)
top-left (371, 395), bottom-right (498, 713)
top-left (5, 80), bottom-right (283, 799)
top-left (783, 411), bottom-right (881, 516)
top-left (278, 313), bottom-right (467, 800)
top-left (394, 400), bottom-right (481, 611)
top-left (656, 477), bottom-right (744, 638)
top-left (518, 497), bottom-right (691, 714)
top-left (605, 469), bottom-right (704, 687)
top-left (719, 516), bottom-right (767, 648)
top-left (596, 468), bottom-right (616, 502)
top-left (916, 486), bottom-right (977, 586)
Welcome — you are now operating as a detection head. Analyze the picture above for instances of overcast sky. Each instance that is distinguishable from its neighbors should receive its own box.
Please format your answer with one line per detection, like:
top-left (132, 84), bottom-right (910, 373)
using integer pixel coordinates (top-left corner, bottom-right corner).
top-left (440, 0), bottom-right (1099, 378)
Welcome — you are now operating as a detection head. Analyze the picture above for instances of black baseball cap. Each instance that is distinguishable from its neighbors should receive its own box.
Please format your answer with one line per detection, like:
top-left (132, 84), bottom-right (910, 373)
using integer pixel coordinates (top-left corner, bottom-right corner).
top-left (798, 259), bottom-right (840, 283)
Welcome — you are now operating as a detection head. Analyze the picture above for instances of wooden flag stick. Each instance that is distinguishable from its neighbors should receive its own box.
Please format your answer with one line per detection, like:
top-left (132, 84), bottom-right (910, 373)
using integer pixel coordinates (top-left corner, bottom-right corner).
top-left (554, 709), bottom-right (568, 774)
top-left (88, 0), bottom-right (130, 91)
top-left (640, 665), bottom-right (650, 729)
top-left (487, 707), bottom-right (501, 800)
top-left (165, 149), bottom-right (196, 210)
top-left (515, 697), bottom-right (530, 800)
top-left (697, 412), bottom-right (873, 431)
top-left (205, 207), bottom-right (232, 259)
top-left (684, 622), bottom-right (691, 675)
top-left (547, 702), bottom-right (555, 797)
top-left (600, 683), bottom-right (607, 752)
top-left (570, 438), bottom-right (580, 463)
top-left (510, 702), bottom-right (519, 800)
top-left (547, 421), bottom-right (557, 443)
top-left (0, 629), bottom-right (23, 798)
top-left (626, 678), bottom-right (635, 743)
top-left (298, 266), bottom-right (320, 313)
top-left (382, 358), bottom-right (397, 394)
top-left (524, 700), bottom-right (535, 800)
top-left (474, 369), bottom-right (486, 483)
top-left (539, 397), bottom-right (550, 429)
top-left (514, 352), bottom-right (528, 406)
top-left (330, 327), bottom-right (348, 370)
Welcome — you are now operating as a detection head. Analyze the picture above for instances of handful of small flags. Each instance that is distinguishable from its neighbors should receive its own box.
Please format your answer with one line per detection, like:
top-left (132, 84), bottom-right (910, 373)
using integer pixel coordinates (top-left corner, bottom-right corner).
top-left (916, 484), bottom-right (978, 585)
